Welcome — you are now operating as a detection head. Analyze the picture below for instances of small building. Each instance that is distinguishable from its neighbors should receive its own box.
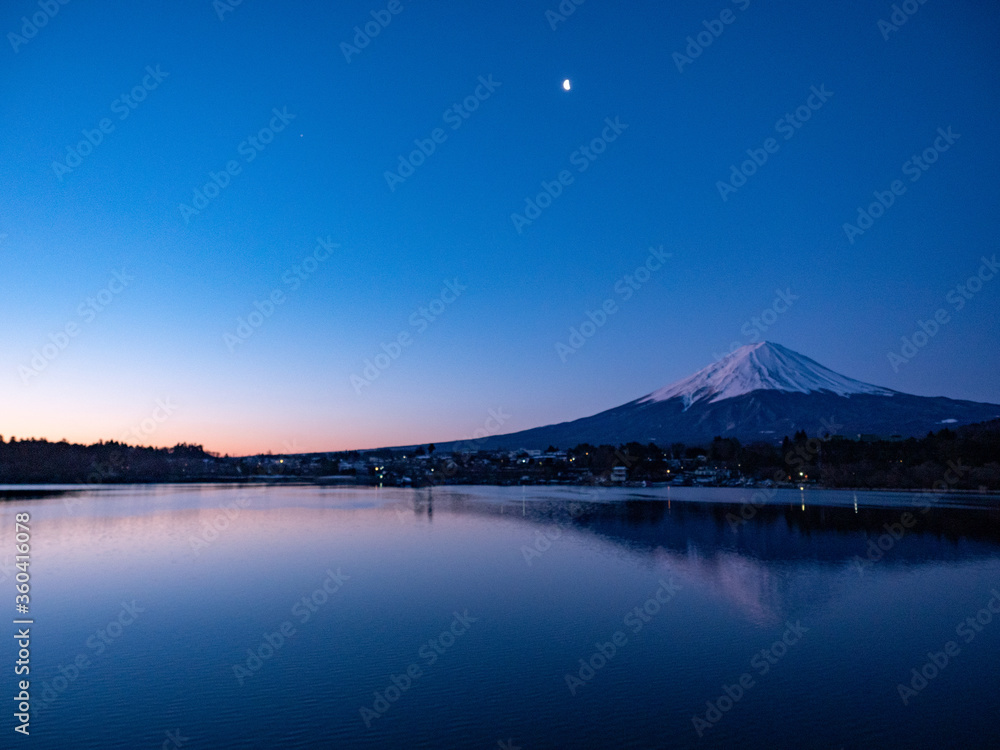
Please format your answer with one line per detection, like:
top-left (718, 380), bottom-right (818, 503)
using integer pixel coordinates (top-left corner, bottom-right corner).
top-left (693, 467), bottom-right (719, 485)
top-left (611, 466), bottom-right (628, 483)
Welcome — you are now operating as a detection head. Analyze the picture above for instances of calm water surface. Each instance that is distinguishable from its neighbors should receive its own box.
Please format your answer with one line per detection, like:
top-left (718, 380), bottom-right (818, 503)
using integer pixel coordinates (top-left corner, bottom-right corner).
top-left (2, 484), bottom-right (999, 749)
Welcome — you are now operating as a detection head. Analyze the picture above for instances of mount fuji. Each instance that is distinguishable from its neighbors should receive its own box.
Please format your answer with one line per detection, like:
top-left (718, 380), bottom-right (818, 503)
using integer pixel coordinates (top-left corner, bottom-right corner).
top-left (451, 343), bottom-right (1000, 450)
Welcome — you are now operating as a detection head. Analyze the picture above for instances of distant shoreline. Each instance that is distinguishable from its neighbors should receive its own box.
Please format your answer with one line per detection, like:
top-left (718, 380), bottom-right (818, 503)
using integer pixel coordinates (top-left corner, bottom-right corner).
top-left (3, 479), bottom-right (999, 497)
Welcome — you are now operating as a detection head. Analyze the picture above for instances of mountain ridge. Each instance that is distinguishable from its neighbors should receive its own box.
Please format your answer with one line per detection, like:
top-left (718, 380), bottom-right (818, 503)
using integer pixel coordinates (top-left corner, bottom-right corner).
top-left (434, 343), bottom-right (1000, 451)
top-left (641, 342), bottom-right (895, 408)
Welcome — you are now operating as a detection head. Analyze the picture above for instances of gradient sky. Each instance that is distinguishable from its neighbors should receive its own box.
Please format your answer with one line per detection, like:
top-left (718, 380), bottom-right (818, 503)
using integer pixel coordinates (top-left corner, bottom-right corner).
top-left (2, 0), bottom-right (998, 455)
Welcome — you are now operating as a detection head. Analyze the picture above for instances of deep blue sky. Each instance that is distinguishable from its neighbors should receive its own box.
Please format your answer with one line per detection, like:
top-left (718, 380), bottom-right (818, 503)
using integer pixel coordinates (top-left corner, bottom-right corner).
top-left (2, 0), bottom-right (998, 454)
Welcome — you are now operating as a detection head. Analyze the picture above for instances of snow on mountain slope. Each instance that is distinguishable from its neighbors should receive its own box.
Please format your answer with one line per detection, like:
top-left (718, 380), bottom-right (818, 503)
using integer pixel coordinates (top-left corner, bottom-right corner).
top-left (641, 342), bottom-right (895, 408)
top-left (428, 342), bottom-right (999, 451)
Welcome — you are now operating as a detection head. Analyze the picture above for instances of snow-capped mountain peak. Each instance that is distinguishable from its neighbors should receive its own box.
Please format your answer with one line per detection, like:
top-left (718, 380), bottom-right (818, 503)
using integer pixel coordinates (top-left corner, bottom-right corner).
top-left (640, 342), bottom-right (895, 408)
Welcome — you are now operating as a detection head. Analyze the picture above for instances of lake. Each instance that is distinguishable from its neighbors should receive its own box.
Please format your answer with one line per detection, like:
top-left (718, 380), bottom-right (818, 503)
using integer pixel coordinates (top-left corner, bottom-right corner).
top-left (3, 484), bottom-right (999, 748)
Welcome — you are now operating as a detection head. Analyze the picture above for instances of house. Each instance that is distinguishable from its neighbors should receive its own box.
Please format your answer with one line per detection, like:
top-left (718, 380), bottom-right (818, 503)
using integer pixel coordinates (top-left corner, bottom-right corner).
top-left (693, 467), bottom-right (720, 485)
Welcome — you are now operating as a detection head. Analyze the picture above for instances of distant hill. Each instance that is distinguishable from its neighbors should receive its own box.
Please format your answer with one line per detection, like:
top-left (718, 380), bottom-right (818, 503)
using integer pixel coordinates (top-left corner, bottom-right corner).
top-left (436, 343), bottom-right (1000, 450)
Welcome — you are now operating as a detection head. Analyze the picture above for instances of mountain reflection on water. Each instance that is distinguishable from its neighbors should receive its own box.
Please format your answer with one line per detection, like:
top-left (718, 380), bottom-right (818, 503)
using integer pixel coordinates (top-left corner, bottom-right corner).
top-left (391, 486), bottom-right (1000, 625)
top-left (4, 483), bottom-right (999, 749)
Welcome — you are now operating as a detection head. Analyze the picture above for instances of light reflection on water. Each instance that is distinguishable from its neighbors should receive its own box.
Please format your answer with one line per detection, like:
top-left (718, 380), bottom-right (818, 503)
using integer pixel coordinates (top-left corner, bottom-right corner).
top-left (2, 484), bottom-right (999, 749)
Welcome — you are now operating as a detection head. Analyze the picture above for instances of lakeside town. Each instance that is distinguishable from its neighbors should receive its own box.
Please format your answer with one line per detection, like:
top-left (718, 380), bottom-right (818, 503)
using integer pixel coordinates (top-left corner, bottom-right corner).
top-left (2, 419), bottom-right (998, 492)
